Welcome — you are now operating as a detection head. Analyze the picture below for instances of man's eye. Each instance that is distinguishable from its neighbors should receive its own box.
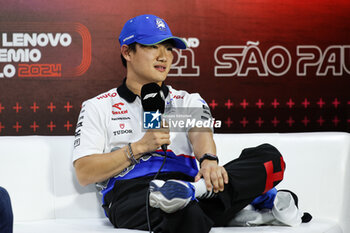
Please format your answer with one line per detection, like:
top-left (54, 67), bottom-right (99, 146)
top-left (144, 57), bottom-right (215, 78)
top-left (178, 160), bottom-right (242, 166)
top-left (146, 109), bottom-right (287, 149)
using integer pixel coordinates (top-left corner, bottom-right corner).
top-left (152, 45), bottom-right (158, 49)
top-left (167, 47), bottom-right (173, 51)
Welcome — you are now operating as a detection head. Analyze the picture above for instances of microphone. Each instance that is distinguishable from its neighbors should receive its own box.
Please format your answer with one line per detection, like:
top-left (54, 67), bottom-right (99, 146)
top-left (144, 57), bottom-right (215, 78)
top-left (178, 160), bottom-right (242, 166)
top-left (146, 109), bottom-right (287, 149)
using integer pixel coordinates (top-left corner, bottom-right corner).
top-left (141, 83), bottom-right (167, 152)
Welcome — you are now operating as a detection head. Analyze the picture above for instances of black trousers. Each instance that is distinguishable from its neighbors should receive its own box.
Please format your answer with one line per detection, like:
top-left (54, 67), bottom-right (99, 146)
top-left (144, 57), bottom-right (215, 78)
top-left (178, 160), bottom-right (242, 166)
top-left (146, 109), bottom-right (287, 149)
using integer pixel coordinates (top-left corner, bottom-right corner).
top-left (104, 143), bottom-right (285, 233)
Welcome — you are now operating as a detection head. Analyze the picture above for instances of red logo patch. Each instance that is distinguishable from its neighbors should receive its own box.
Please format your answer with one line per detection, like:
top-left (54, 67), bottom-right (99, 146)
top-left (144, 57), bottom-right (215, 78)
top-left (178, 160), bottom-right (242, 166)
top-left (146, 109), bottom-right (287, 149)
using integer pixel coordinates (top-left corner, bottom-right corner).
top-left (112, 102), bottom-right (124, 110)
top-left (173, 95), bottom-right (184, 99)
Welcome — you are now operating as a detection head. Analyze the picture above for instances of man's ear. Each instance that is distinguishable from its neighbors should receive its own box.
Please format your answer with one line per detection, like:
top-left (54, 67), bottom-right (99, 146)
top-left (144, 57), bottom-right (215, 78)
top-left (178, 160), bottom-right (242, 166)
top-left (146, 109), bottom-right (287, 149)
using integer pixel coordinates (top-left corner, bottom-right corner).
top-left (121, 44), bottom-right (132, 62)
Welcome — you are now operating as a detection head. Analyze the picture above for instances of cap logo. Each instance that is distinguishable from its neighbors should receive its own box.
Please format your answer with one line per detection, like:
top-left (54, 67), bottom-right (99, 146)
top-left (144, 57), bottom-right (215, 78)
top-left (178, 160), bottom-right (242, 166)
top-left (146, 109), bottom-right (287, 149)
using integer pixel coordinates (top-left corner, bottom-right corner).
top-left (156, 18), bottom-right (166, 30)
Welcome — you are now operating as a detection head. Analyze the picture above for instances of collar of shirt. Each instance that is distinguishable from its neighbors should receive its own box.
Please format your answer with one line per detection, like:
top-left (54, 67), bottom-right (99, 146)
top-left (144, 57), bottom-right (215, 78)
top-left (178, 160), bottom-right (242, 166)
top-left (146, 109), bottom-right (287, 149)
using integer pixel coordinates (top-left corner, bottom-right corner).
top-left (117, 78), bottom-right (170, 103)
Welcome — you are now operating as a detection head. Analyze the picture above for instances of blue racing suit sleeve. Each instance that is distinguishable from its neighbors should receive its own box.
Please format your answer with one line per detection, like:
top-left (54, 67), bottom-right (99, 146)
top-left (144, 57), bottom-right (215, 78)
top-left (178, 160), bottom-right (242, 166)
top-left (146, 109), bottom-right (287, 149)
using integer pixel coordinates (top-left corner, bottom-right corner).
top-left (251, 188), bottom-right (277, 210)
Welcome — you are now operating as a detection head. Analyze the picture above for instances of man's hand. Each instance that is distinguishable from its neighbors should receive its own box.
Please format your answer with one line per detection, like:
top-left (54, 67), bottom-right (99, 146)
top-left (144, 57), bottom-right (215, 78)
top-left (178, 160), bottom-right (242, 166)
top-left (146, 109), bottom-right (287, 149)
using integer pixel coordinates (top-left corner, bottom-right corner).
top-left (195, 160), bottom-right (229, 193)
top-left (133, 127), bottom-right (170, 155)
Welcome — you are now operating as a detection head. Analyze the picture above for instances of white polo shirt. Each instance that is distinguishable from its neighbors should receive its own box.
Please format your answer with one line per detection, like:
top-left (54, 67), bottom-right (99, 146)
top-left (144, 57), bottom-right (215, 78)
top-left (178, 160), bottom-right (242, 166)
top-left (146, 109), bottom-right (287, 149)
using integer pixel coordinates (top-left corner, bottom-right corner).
top-left (72, 79), bottom-right (213, 197)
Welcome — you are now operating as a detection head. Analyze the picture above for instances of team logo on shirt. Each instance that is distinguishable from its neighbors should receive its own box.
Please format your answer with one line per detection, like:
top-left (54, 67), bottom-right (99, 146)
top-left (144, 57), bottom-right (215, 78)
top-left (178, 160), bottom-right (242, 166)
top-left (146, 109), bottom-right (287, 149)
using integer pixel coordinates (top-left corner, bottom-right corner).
top-left (97, 92), bottom-right (117, 100)
top-left (112, 102), bottom-right (124, 110)
top-left (172, 95), bottom-right (184, 99)
top-left (112, 102), bottom-right (128, 115)
top-left (120, 123), bottom-right (125, 129)
top-left (113, 129), bottom-right (133, 136)
top-left (74, 138), bottom-right (80, 148)
top-left (75, 129), bottom-right (81, 137)
top-left (111, 116), bottom-right (131, 121)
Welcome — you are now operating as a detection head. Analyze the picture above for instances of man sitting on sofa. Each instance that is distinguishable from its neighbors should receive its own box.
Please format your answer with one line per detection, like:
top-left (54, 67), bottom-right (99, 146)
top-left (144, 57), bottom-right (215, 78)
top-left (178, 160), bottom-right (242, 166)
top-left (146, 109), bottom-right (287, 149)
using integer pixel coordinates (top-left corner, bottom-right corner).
top-left (72, 14), bottom-right (288, 233)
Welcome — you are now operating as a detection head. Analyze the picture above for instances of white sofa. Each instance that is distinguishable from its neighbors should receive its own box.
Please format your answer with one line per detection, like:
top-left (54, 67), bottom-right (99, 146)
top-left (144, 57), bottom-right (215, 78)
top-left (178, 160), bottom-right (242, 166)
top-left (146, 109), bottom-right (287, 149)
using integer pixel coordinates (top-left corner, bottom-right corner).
top-left (0, 133), bottom-right (349, 233)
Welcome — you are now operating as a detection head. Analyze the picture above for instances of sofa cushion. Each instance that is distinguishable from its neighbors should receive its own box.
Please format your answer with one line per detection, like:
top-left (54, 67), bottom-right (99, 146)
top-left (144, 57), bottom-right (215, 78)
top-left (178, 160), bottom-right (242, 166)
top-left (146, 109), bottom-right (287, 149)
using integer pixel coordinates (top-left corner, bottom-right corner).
top-left (1, 133), bottom-right (349, 233)
top-left (14, 218), bottom-right (341, 233)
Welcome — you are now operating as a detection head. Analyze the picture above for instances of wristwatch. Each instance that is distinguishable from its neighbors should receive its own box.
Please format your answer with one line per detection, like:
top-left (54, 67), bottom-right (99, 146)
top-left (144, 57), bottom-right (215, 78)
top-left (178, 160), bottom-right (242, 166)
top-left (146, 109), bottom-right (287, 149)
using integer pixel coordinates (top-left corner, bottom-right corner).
top-left (199, 153), bottom-right (219, 167)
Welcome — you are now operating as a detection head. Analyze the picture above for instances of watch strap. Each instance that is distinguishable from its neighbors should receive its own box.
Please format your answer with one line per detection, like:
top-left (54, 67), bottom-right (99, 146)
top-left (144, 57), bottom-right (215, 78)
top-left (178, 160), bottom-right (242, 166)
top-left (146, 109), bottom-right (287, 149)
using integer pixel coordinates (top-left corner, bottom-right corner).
top-left (199, 153), bottom-right (219, 167)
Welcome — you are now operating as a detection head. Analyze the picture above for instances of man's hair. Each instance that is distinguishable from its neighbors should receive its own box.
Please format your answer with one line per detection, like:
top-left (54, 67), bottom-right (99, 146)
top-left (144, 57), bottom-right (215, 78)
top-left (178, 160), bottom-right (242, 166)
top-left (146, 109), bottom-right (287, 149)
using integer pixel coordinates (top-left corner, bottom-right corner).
top-left (121, 42), bottom-right (137, 68)
top-left (120, 40), bottom-right (176, 68)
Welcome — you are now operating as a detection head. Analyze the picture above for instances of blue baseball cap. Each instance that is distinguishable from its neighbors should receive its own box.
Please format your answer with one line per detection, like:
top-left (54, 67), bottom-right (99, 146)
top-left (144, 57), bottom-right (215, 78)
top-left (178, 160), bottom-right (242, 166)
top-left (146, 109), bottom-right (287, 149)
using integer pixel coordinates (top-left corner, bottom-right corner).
top-left (119, 14), bottom-right (187, 49)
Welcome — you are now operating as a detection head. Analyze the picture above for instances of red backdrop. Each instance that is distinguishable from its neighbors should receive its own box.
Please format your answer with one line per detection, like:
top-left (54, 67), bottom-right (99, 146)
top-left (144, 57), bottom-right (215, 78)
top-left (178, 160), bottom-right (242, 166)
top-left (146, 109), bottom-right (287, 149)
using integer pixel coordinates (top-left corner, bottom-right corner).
top-left (0, 0), bottom-right (349, 135)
